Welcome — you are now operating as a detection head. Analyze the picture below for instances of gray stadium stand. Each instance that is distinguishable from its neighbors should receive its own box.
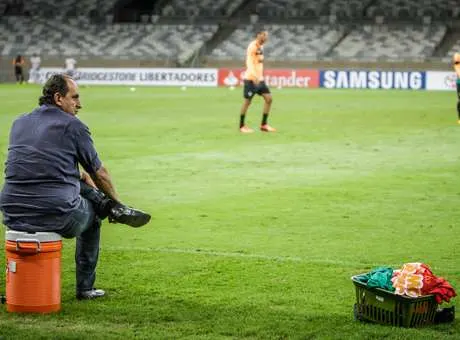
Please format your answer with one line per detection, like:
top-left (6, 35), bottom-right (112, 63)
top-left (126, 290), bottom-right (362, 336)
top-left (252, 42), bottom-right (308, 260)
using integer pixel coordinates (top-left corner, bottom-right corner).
top-left (161, 0), bottom-right (244, 17)
top-left (329, 0), bottom-right (375, 18)
top-left (254, 0), bottom-right (321, 17)
top-left (366, 0), bottom-right (460, 19)
top-left (18, 0), bottom-right (118, 17)
top-left (253, 0), bottom-right (374, 18)
top-left (0, 0), bottom-right (453, 63)
top-left (330, 24), bottom-right (447, 61)
top-left (0, 16), bottom-right (217, 60)
top-left (209, 24), bottom-right (346, 61)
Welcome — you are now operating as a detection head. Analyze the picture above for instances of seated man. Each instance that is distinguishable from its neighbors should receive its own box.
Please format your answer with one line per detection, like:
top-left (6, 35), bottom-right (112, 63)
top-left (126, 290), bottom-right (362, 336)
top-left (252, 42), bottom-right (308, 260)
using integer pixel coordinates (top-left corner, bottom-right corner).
top-left (0, 74), bottom-right (151, 300)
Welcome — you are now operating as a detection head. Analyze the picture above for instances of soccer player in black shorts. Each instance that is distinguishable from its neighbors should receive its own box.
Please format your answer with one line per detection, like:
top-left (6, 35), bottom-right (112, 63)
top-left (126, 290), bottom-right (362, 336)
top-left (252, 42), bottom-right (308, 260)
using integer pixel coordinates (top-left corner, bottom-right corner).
top-left (239, 30), bottom-right (276, 133)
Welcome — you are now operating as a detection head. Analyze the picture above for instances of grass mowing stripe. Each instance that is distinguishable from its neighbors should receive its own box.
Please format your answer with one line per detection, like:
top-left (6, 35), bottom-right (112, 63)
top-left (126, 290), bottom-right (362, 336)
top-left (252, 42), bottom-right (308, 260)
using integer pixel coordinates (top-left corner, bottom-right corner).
top-left (111, 128), bottom-right (459, 204)
top-left (102, 245), bottom-right (459, 276)
top-left (103, 245), bottom-right (381, 268)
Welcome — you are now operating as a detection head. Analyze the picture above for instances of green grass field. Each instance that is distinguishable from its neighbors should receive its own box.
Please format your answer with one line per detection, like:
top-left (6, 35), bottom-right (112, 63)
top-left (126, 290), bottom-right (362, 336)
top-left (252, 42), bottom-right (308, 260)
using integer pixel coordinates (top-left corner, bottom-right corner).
top-left (0, 84), bottom-right (458, 339)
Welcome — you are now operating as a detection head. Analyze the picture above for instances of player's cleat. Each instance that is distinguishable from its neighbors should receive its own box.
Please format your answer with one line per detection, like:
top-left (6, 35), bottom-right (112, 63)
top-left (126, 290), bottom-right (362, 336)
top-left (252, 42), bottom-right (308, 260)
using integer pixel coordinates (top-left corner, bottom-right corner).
top-left (260, 124), bottom-right (276, 132)
top-left (457, 119), bottom-right (460, 125)
top-left (240, 125), bottom-right (254, 133)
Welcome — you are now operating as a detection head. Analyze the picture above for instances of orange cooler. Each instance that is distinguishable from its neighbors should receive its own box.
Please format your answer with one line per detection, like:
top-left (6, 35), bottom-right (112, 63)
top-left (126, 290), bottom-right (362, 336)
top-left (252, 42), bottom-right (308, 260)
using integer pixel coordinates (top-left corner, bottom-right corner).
top-left (5, 230), bottom-right (62, 313)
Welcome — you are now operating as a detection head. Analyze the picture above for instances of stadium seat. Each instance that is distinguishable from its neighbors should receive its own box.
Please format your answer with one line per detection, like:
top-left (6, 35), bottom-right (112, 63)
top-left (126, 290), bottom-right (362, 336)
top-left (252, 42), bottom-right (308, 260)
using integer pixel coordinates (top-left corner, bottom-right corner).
top-left (302, 7), bottom-right (318, 18)
top-left (366, 6), bottom-right (386, 19)
top-left (417, 7), bottom-right (437, 19)
top-left (396, 7), bottom-right (412, 19)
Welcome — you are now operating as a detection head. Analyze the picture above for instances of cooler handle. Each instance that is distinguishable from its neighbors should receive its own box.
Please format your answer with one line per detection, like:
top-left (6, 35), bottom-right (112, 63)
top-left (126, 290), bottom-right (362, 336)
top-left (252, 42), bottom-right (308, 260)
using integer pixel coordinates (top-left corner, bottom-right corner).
top-left (15, 239), bottom-right (41, 253)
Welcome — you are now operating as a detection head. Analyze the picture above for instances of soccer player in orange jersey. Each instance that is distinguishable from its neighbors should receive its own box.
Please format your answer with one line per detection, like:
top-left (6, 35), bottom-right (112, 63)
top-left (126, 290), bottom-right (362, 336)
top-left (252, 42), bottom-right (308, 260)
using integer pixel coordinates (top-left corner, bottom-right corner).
top-left (239, 30), bottom-right (276, 133)
top-left (453, 53), bottom-right (460, 123)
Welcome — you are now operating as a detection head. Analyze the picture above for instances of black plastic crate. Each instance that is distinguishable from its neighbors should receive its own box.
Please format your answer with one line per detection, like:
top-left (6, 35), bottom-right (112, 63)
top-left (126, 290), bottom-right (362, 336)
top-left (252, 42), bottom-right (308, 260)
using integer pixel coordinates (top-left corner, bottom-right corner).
top-left (352, 274), bottom-right (438, 327)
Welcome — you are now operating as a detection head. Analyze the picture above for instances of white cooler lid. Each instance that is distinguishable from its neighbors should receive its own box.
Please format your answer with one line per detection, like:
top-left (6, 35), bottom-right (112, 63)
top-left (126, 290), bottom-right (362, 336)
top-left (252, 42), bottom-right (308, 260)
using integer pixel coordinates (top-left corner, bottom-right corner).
top-left (5, 229), bottom-right (62, 242)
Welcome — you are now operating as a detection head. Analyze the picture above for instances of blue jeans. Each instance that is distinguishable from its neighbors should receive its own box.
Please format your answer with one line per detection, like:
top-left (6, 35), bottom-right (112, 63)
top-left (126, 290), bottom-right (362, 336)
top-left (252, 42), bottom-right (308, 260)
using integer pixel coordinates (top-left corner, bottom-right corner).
top-left (60, 196), bottom-right (101, 293)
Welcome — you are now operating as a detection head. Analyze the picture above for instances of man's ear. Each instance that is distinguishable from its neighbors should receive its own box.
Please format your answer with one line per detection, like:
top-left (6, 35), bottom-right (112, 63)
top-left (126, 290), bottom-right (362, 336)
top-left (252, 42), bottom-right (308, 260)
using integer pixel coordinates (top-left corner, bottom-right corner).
top-left (53, 92), bottom-right (62, 106)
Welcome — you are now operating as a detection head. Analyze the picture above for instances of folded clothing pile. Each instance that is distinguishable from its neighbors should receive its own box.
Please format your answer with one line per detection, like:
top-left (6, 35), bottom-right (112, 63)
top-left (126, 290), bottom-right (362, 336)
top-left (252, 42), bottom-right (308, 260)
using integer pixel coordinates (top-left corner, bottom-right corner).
top-left (356, 262), bottom-right (456, 304)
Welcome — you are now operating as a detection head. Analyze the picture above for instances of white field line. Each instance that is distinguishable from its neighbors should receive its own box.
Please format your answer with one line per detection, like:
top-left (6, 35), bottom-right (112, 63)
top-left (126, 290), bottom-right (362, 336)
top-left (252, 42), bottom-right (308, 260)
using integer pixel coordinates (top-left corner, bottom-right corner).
top-left (104, 245), bottom-right (391, 268)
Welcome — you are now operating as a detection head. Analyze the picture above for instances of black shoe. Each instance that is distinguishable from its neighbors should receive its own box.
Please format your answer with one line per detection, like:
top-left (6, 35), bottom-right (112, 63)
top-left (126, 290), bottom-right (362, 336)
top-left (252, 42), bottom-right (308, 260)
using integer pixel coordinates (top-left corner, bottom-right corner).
top-left (109, 203), bottom-right (151, 228)
top-left (76, 288), bottom-right (105, 300)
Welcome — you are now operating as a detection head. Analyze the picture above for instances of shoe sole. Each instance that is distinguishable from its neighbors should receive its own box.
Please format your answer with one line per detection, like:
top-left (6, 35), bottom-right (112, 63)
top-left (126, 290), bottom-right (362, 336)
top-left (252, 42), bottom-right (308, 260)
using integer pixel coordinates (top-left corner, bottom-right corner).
top-left (77, 294), bottom-right (105, 300)
top-left (117, 213), bottom-right (151, 228)
top-left (76, 292), bottom-right (106, 300)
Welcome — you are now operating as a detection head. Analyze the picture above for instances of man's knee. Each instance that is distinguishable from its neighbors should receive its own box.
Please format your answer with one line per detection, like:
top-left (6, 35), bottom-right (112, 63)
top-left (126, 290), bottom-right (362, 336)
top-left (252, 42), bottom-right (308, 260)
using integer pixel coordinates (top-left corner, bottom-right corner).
top-left (265, 95), bottom-right (273, 105)
top-left (75, 215), bottom-right (101, 238)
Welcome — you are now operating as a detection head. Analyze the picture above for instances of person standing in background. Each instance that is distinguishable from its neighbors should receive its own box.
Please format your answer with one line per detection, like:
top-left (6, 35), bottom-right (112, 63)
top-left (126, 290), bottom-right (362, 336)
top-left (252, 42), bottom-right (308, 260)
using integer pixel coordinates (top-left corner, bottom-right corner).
top-left (12, 54), bottom-right (25, 84)
top-left (65, 57), bottom-right (77, 78)
top-left (29, 53), bottom-right (42, 84)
